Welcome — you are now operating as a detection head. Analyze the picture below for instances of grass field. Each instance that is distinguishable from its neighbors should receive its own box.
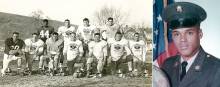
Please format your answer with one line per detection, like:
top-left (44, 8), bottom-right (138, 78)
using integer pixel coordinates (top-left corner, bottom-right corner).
top-left (0, 52), bottom-right (152, 87)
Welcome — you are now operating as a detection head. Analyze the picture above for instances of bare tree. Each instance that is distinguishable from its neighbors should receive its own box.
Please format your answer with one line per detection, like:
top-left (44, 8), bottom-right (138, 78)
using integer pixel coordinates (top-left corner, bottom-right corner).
top-left (29, 9), bottom-right (50, 26)
top-left (94, 6), bottom-right (128, 26)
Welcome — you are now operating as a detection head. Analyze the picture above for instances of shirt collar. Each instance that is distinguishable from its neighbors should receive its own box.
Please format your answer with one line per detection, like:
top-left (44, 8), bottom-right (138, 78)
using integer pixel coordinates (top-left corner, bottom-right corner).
top-left (180, 50), bottom-right (199, 72)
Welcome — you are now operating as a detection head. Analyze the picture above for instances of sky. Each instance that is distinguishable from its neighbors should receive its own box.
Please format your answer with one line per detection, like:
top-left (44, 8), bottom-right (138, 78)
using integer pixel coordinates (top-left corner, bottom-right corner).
top-left (175, 0), bottom-right (220, 58)
top-left (0, 0), bottom-right (152, 26)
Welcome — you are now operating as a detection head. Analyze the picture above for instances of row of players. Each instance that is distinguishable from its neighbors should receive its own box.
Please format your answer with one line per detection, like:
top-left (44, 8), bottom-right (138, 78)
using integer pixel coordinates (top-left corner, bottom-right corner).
top-left (1, 17), bottom-right (148, 78)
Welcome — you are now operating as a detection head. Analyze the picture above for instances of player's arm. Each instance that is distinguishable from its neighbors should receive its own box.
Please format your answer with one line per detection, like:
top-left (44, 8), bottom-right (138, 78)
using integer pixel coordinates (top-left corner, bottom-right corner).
top-left (4, 39), bottom-right (11, 54)
top-left (142, 41), bottom-right (147, 62)
top-left (88, 42), bottom-right (93, 57)
top-left (124, 40), bottom-right (131, 56)
top-left (103, 42), bottom-right (108, 57)
top-left (79, 41), bottom-right (84, 57)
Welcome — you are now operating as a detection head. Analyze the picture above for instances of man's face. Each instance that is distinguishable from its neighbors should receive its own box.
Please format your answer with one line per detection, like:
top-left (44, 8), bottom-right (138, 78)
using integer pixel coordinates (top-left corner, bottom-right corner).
top-left (64, 21), bottom-right (70, 27)
top-left (70, 33), bottom-right (76, 41)
top-left (115, 34), bottom-right (122, 41)
top-left (172, 26), bottom-right (203, 59)
top-left (43, 21), bottom-right (48, 26)
top-left (32, 34), bottom-right (38, 40)
top-left (52, 34), bottom-right (58, 40)
top-left (134, 34), bottom-right (140, 41)
top-left (107, 19), bottom-right (113, 26)
top-left (83, 20), bottom-right (89, 26)
top-left (12, 34), bottom-right (19, 41)
top-left (94, 34), bottom-right (100, 42)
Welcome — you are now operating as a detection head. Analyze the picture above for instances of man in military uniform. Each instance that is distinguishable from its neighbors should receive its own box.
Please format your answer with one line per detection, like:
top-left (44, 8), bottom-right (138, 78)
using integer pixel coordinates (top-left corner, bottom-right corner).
top-left (161, 2), bottom-right (220, 87)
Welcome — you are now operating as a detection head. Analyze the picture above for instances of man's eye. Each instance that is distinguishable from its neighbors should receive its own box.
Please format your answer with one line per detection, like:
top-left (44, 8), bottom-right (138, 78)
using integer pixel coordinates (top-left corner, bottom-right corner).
top-left (188, 31), bottom-right (194, 35)
top-left (173, 33), bottom-right (180, 37)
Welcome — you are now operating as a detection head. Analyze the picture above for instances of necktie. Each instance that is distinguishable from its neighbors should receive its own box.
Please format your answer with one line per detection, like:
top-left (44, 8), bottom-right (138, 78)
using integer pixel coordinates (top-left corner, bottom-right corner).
top-left (180, 61), bottom-right (188, 81)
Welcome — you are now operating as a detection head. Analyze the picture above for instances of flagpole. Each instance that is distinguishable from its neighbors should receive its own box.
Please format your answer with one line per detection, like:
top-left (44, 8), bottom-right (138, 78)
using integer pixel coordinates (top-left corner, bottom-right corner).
top-left (163, 0), bottom-right (170, 58)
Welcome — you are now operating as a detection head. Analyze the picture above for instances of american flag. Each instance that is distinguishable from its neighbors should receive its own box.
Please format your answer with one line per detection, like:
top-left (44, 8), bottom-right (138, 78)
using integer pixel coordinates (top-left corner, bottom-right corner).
top-left (153, 0), bottom-right (178, 67)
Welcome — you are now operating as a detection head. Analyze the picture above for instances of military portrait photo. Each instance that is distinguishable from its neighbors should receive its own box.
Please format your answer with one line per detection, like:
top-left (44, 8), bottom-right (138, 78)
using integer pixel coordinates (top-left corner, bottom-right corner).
top-left (153, 0), bottom-right (220, 87)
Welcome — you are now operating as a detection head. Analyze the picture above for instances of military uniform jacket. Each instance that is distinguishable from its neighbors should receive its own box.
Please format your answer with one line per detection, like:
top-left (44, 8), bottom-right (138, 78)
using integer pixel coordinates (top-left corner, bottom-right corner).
top-left (162, 47), bottom-right (220, 87)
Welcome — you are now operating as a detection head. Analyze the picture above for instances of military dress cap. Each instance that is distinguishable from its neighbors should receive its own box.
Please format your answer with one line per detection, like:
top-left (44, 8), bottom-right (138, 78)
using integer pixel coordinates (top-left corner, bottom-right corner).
top-left (162, 2), bottom-right (207, 29)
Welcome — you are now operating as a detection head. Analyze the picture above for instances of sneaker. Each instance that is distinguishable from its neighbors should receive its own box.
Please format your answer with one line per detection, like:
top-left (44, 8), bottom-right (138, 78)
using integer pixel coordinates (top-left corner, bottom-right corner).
top-left (86, 71), bottom-right (91, 78)
top-left (17, 68), bottom-right (24, 76)
top-left (96, 73), bottom-right (102, 78)
top-left (1, 69), bottom-right (5, 77)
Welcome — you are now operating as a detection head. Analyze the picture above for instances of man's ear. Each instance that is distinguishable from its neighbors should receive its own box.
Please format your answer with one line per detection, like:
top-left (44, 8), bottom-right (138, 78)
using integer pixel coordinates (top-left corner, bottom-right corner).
top-left (199, 28), bottom-right (203, 39)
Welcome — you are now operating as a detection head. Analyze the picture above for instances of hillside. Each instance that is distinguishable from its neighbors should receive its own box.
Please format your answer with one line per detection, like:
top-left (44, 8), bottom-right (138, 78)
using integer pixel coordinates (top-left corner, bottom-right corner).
top-left (0, 12), bottom-right (77, 45)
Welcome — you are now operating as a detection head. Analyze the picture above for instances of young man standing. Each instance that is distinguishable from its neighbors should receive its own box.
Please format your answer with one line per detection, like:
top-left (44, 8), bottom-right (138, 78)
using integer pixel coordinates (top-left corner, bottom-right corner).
top-left (76, 18), bottom-right (95, 71)
top-left (58, 19), bottom-right (77, 74)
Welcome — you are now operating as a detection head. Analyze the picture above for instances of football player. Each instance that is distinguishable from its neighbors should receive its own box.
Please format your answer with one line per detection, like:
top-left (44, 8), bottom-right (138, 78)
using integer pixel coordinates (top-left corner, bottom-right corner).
top-left (76, 18), bottom-right (95, 71)
top-left (46, 32), bottom-right (64, 76)
top-left (36, 19), bottom-right (55, 74)
top-left (129, 32), bottom-right (147, 76)
top-left (24, 33), bottom-right (44, 75)
top-left (63, 32), bottom-right (83, 77)
top-left (87, 33), bottom-right (107, 78)
top-left (1, 32), bottom-right (25, 76)
top-left (107, 31), bottom-right (132, 77)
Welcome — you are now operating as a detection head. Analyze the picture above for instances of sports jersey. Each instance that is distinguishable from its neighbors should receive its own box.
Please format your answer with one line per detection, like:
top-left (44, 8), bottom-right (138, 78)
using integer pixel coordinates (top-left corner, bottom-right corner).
top-left (58, 26), bottom-right (77, 39)
top-left (88, 40), bottom-right (107, 59)
top-left (46, 37), bottom-right (63, 54)
top-left (108, 38), bottom-right (131, 61)
top-left (63, 39), bottom-right (83, 61)
top-left (101, 24), bottom-right (123, 40)
top-left (76, 25), bottom-right (95, 42)
top-left (129, 40), bottom-right (146, 62)
top-left (37, 26), bottom-right (54, 42)
top-left (24, 38), bottom-right (44, 54)
top-left (4, 38), bottom-right (25, 55)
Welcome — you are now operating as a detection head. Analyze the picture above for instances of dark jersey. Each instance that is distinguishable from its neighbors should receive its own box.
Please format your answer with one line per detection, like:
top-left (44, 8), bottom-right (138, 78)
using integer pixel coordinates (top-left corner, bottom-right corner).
top-left (4, 38), bottom-right (25, 54)
top-left (37, 26), bottom-right (54, 42)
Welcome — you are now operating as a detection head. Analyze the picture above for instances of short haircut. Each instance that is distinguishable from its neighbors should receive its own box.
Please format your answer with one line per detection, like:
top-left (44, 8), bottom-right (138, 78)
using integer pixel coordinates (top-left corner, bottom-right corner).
top-left (13, 32), bottom-right (19, 35)
top-left (52, 32), bottom-right (59, 35)
top-left (115, 31), bottom-right (122, 35)
top-left (83, 18), bottom-right (89, 22)
top-left (32, 33), bottom-right (38, 35)
top-left (71, 32), bottom-right (76, 35)
top-left (65, 19), bottom-right (70, 22)
top-left (108, 17), bottom-right (113, 21)
top-left (42, 19), bottom-right (48, 23)
top-left (134, 32), bottom-right (139, 36)
top-left (94, 33), bottom-right (101, 36)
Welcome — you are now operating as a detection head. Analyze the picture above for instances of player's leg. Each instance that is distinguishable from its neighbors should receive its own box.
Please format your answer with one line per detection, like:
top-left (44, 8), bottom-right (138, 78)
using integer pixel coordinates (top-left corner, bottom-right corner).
top-left (54, 54), bottom-right (59, 72)
top-left (86, 57), bottom-right (93, 77)
top-left (67, 59), bottom-right (74, 75)
top-left (96, 57), bottom-right (104, 77)
top-left (1, 54), bottom-right (12, 76)
top-left (24, 52), bottom-right (33, 75)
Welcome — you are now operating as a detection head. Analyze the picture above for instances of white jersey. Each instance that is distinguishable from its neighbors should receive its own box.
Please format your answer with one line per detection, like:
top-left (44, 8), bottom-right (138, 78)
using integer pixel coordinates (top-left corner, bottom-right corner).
top-left (101, 24), bottom-right (122, 39)
top-left (129, 40), bottom-right (146, 62)
top-left (108, 38), bottom-right (131, 61)
top-left (24, 38), bottom-right (44, 54)
top-left (88, 40), bottom-right (107, 59)
top-left (58, 26), bottom-right (77, 39)
top-left (63, 39), bottom-right (83, 61)
top-left (76, 25), bottom-right (95, 42)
